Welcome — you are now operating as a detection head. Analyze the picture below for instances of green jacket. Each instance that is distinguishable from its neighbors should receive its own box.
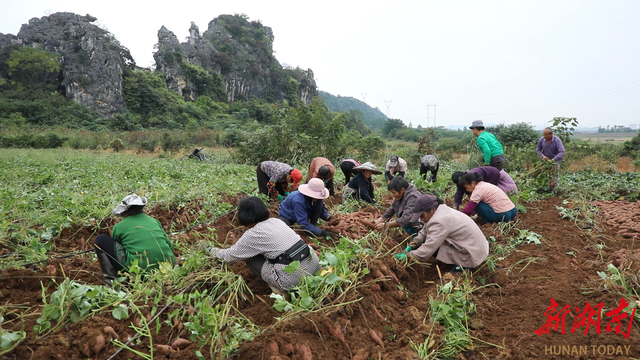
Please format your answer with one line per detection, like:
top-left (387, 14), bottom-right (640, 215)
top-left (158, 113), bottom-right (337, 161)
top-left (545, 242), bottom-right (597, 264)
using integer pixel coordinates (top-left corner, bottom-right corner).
top-left (477, 131), bottom-right (504, 164)
top-left (112, 213), bottom-right (175, 270)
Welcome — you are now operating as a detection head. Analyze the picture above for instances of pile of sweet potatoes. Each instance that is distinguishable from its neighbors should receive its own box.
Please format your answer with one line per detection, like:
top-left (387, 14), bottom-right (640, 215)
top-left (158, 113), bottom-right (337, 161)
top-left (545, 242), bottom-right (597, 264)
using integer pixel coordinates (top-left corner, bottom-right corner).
top-left (593, 200), bottom-right (640, 238)
top-left (322, 211), bottom-right (379, 239)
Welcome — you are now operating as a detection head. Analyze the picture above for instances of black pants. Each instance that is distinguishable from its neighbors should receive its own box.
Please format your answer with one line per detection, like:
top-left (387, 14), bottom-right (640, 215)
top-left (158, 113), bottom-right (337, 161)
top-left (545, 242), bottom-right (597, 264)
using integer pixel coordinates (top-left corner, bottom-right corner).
top-left (257, 166), bottom-right (287, 197)
top-left (420, 163), bottom-right (439, 181)
top-left (94, 234), bottom-right (125, 271)
top-left (385, 171), bottom-right (405, 182)
top-left (244, 255), bottom-right (266, 278)
top-left (340, 161), bottom-right (360, 185)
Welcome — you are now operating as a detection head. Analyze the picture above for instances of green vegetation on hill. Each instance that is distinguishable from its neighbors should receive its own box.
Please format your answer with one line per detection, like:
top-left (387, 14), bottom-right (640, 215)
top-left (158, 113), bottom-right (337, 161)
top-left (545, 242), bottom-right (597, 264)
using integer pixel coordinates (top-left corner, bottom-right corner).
top-left (319, 91), bottom-right (387, 130)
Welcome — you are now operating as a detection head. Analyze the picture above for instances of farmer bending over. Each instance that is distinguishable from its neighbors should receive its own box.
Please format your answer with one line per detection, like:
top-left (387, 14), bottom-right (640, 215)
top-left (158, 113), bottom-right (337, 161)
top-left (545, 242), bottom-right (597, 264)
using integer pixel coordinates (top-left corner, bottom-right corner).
top-left (257, 161), bottom-right (302, 201)
top-left (93, 194), bottom-right (175, 285)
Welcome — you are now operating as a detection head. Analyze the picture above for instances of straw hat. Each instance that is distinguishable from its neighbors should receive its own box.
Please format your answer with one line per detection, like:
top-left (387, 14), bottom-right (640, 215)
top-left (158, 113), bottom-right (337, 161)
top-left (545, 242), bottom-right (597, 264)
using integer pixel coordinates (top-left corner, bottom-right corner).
top-left (298, 178), bottom-right (330, 199)
top-left (353, 162), bottom-right (382, 174)
top-left (113, 194), bottom-right (147, 215)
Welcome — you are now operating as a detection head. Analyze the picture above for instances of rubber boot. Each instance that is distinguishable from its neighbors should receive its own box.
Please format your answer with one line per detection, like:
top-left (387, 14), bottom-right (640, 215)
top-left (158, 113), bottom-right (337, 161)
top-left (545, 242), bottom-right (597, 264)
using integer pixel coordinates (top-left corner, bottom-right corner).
top-left (96, 252), bottom-right (119, 286)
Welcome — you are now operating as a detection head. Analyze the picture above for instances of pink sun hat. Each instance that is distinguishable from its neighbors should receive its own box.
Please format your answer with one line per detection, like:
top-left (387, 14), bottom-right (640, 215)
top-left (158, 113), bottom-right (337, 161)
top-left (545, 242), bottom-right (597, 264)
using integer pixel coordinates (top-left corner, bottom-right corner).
top-left (298, 178), bottom-right (330, 199)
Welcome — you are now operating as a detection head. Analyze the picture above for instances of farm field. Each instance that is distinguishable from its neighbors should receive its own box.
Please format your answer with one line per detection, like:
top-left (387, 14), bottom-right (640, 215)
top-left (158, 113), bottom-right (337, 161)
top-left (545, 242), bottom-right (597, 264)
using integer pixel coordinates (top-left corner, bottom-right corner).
top-left (572, 132), bottom-right (638, 143)
top-left (1, 149), bottom-right (640, 360)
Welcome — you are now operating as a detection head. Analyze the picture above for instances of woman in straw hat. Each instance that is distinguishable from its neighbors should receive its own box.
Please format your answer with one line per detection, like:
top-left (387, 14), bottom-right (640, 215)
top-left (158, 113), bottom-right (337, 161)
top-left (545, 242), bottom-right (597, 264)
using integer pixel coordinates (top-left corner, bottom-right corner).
top-left (343, 162), bottom-right (381, 204)
top-left (278, 178), bottom-right (337, 239)
top-left (93, 194), bottom-right (175, 285)
top-left (205, 196), bottom-right (320, 294)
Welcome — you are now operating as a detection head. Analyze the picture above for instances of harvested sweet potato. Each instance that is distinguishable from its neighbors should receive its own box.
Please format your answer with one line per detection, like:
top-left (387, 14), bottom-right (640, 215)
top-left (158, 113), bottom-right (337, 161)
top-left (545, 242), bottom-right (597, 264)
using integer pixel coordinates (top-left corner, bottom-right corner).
top-left (359, 218), bottom-right (377, 229)
top-left (103, 326), bottom-right (118, 340)
top-left (172, 317), bottom-right (184, 332)
top-left (324, 320), bottom-right (345, 343)
top-left (352, 348), bottom-right (370, 360)
top-left (267, 340), bottom-right (279, 353)
top-left (371, 303), bottom-right (384, 321)
top-left (92, 334), bottom-right (106, 354)
top-left (171, 338), bottom-right (191, 350)
top-left (372, 270), bottom-right (385, 280)
top-left (295, 343), bottom-right (313, 360)
top-left (369, 329), bottom-right (385, 348)
top-left (155, 344), bottom-right (176, 355)
top-left (282, 343), bottom-right (295, 355)
top-left (395, 289), bottom-right (406, 301)
top-left (370, 283), bottom-right (381, 292)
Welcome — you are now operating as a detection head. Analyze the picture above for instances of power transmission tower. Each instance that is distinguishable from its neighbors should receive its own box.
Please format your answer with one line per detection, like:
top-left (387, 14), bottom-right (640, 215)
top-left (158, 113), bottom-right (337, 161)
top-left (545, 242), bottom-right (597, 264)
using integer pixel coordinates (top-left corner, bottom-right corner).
top-left (426, 103), bottom-right (437, 128)
top-left (384, 99), bottom-right (392, 118)
top-left (361, 93), bottom-right (368, 102)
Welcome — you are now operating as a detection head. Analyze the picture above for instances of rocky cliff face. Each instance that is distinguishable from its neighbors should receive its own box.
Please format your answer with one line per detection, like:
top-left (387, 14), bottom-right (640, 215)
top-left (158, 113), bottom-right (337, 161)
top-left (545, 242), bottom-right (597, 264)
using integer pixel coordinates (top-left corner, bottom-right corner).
top-left (154, 14), bottom-right (317, 104)
top-left (0, 12), bottom-right (130, 117)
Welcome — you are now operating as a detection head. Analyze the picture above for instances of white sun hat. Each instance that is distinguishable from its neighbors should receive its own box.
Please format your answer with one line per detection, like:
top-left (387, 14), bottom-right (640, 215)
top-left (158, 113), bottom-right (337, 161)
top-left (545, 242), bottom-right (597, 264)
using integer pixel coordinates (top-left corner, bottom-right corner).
top-left (113, 194), bottom-right (148, 215)
top-left (298, 178), bottom-right (330, 199)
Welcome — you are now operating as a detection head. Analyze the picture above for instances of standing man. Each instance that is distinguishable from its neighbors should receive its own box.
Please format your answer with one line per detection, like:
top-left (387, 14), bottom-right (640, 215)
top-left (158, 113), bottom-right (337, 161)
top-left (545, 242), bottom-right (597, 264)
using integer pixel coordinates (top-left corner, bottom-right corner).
top-left (469, 120), bottom-right (505, 171)
top-left (385, 155), bottom-right (407, 183)
top-left (536, 127), bottom-right (565, 191)
top-left (306, 157), bottom-right (336, 196)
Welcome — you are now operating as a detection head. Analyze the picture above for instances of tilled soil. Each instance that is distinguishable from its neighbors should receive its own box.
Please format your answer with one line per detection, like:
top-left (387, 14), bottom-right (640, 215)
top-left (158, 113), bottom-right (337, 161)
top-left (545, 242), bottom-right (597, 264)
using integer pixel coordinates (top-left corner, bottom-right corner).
top-left (1, 196), bottom-right (639, 360)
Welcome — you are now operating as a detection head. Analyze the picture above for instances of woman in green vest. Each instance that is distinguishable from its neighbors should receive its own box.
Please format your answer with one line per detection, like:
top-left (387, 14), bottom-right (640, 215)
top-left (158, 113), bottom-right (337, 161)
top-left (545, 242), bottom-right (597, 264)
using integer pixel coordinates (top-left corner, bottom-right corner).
top-left (470, 120), bottom-right (505, 171)
top-left (93, 194), bottom-right (175, 285)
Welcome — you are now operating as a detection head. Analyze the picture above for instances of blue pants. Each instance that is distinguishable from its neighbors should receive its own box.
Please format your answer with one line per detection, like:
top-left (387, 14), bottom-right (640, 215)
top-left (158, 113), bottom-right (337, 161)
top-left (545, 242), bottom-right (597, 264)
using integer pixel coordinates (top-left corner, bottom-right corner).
top-left (476, 203), bottom-right (516, 223)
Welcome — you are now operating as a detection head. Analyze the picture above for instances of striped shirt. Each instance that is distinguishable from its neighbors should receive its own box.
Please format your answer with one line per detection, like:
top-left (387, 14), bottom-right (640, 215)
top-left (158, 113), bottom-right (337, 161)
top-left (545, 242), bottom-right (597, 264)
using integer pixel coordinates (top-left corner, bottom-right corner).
top-left (469, 181), bottom-right (515, 213)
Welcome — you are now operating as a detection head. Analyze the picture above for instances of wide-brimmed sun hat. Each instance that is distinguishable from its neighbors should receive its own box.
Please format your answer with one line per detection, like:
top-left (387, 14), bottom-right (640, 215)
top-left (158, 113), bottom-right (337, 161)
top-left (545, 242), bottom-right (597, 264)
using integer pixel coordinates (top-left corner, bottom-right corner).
top-left (353, 162), bottom-right (382, 174)
top-left (113, 194), bottom-right (148, 215)
top-left (298, 178), bottom-right (330, 199)
top-left (291, 169), bottom-right (302, 188)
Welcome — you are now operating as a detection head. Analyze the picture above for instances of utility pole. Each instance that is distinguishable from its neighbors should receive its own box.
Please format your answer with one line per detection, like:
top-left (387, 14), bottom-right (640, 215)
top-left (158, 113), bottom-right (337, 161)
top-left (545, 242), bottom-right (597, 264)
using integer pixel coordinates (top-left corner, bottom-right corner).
top-left (384, 99), bottom-right (392, 118)
top-left (426, 103), bottom-right (437, 128)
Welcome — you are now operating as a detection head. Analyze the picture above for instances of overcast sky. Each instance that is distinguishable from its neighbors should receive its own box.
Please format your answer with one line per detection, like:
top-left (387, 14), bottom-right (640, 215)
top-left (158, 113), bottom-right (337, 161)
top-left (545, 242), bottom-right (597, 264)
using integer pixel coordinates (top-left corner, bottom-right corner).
top-left (2, 1), bottom-right (639, 129)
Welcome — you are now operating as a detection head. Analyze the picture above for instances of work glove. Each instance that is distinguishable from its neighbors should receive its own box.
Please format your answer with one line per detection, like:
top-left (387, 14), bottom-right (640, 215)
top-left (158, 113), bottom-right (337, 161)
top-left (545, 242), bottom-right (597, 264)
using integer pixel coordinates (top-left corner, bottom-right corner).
top-left (395, 253), bottom-right (407, 261)
top-left (404, 246), bottom-right (413, 252)
top-left (320, 230), bottom-right (338, 239)
top-left (197, 241), bottom-right (219, 257)
top-left (284, 192), bottom-right (290, 196)
top-left (408, 237), bottom-right (423, 250)
top-left (277, 195), bottom-right (284, 201)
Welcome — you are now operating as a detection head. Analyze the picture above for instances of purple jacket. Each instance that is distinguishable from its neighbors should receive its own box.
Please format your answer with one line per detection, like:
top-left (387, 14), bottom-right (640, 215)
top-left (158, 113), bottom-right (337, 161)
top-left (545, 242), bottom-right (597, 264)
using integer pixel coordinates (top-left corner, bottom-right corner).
top-left (536, 135), bottom-right (565, 162)
top-left (453, 166), bottom-right (501, 208)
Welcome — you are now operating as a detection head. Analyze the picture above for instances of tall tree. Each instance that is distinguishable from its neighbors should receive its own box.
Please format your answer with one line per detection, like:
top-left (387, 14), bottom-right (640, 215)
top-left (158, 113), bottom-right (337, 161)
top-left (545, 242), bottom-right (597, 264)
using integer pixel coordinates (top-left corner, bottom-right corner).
top-left (6, 47), bottom-right (61, 87)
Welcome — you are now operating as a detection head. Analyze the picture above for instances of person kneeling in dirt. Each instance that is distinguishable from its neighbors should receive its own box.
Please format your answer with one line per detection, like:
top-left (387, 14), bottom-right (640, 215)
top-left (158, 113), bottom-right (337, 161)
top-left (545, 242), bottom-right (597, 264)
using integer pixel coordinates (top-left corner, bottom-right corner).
top-left (93, 194), bottom-right (176, 285)
top-left (374, 177), bottom-right (422, 236)
top-left (343, 162), bottom-right (381, 204)
top-left (278, 178), bottom-right (337, 239)
top-left (206, 196), bottom-right (320, 294)
top-left (458, 173), bottom-right (517, 223)
top-left (397, 194), bottom-right (488, 271)
top-left (452, 167), bottom-right (518, 209)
